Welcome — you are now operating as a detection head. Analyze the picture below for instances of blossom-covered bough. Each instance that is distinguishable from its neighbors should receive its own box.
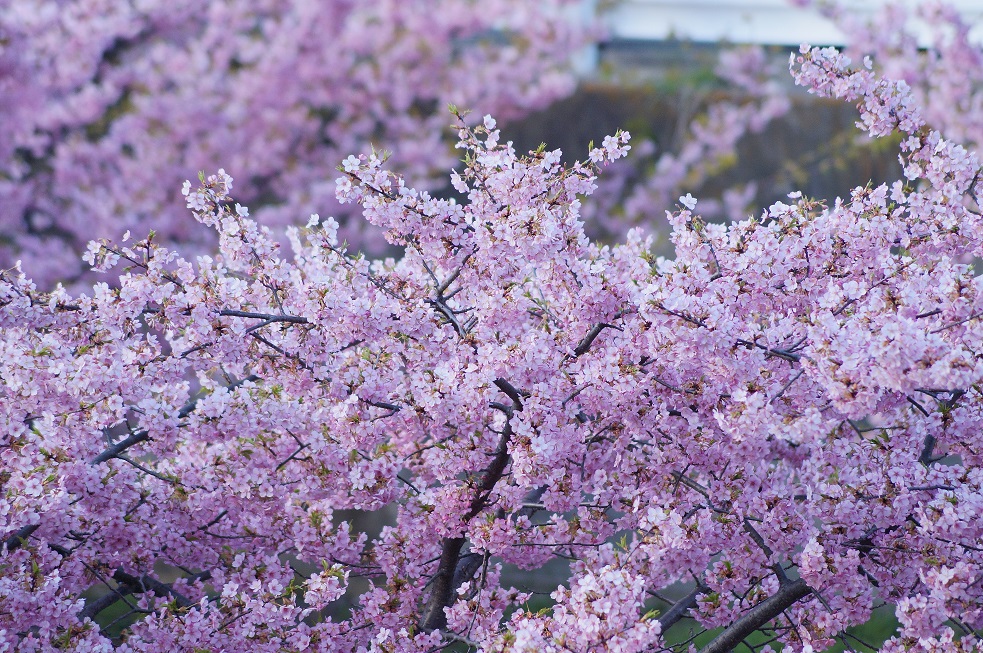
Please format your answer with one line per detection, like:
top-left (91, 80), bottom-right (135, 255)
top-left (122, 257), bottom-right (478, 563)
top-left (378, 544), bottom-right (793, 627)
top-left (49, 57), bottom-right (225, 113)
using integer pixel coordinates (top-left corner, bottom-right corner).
top-left (793, 0), bottom-right (983, 149)
top-left (2, 48), bottom-right (983, 653)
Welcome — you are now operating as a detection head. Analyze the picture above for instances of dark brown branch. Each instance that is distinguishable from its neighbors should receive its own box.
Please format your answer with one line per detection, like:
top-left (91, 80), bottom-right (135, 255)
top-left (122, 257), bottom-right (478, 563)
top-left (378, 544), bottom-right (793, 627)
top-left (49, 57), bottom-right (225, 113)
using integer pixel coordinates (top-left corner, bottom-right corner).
top-left (91, 430), bottom-right (151, 466)
top-left (570, 317), bottom-right (625, 358)
top-left (658, 585), bottom-right (704, 632)
top-left (437, 264), bottom-right (466, 296)
top-left (465, 430), bottom-right (512, 522)
top-left (735, 339), bottom-right (801, 363)
top-left (419, 382), bottom-right (520, 632)
top-left (78, 582), bottom-right (139, 623)
top-left (907, 396), bottom-right (930, 418)
top-left (914, 389), bottom-right (963, 465)
top-left (918, 434), bottom-right (939, 465)
top-left (78, 568), bottom-right (206, 622)
top-left (113, 569), bottom-right (196, 608)
top-left (2, 378), bottom-right (260, 557)
top-left (742, 518), bottom-right (774, 558)
top-left (931, 309), bottom-right (983, 333)
top-left (492, 378), bottom-right (526, 413)
top-left (743, 518), bottom-right (789, 584)
top-left (91, 375), bottom-right (258, 464)
top-left (658, 304), bottom-right (804, 363)
top-left (114, 453), bottom-right (183, 485)
top-left (770, 369), bottom-right (804, 403)
top-left (419, 537), bottom-right (467, 632)
top-left (670, 471), bottom-right (710, 499)
top-left (218, 310), bottom-right (309, 325)
top-left (3, 523), bottom-right (39, 552)
top-left (699, 578), bottom-right (813, 653)
top-left (427, 297), bottom-right (469, 337)
top-left (418, 438), bottom-right (507, 632)
top-left (362, 398), bottom-right (402, 413)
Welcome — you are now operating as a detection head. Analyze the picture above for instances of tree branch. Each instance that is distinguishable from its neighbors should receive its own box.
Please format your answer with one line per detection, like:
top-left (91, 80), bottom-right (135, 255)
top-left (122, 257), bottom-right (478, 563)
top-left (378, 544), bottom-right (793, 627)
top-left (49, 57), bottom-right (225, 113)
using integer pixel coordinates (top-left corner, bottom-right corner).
top-left (91, 375), bottom-right (258, 464)
top-left (78, 568), bottom-right (207, 622)
top-left (658, 585), bottom-right (704, 632)
top-left (5, 377), bottom-right (259, 555)
top-left (492, 378), bottom-right (527, 414)
top-left (419, 538), bottom-right (467, 632)
top-left (3, 523), bottom-right (39, 552)
top-left (569, 318), bottom-right (624, 359)
top-left (218, 310), bottom-right (309, 325)
top-left (418, 380), bottom-right (520, 632)
top-left (698, 578), bottom-right (813, 653)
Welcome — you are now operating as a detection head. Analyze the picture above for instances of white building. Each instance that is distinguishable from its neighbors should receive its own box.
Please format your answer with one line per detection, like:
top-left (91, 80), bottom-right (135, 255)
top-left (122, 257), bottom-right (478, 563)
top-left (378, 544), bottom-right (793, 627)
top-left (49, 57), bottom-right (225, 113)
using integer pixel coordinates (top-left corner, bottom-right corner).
top-left (602, 0), bottom-right (983, 46)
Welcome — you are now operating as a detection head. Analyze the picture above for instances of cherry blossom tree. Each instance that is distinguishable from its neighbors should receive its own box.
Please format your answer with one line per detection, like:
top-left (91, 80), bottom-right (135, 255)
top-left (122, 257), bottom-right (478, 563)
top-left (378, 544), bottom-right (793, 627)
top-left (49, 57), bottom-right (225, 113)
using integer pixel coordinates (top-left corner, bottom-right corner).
top-left (0, 0), bottom-right (590, 287)
top-left (4, 31), bottom-right (983, 651)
